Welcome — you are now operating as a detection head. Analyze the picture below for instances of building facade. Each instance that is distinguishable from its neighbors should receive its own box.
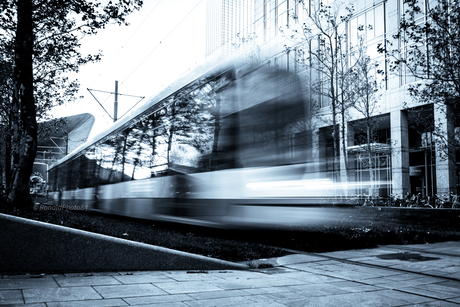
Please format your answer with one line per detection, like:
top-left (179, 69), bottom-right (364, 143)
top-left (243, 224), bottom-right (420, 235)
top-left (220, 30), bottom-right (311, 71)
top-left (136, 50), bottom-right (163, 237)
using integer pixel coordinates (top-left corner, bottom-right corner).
top-left (204, 0), bottom-right (459, 199)
top-left (250, 0), bottom-right (460, 199)
top-left (35, 113), bottom-right (95, 165)
top-left (205, 0), bottom-right (255, 59)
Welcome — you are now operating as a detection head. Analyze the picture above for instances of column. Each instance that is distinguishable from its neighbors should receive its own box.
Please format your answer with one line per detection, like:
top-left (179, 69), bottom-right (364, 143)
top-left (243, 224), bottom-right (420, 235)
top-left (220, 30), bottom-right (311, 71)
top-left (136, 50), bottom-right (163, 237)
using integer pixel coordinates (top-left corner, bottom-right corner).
top-left (434, 103), bottom-right (457, 197)
top-left (310, 127), bottom-right (321, 178)
top-left (339, 121), bottom-right (354, 196)
top-left (391, 110), bottom-right (410, 197)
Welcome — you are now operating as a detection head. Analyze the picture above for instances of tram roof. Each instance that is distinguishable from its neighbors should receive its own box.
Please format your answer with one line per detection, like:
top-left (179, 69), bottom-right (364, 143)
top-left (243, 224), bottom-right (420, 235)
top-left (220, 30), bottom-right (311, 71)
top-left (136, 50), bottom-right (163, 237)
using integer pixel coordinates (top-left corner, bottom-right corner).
top-left (49, 56), bottom-right (239, 169)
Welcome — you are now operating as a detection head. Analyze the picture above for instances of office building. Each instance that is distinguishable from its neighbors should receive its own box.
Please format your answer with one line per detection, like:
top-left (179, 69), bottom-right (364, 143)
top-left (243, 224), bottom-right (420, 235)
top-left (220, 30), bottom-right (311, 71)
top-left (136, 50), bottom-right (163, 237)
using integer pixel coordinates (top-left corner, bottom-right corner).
top-left (254, 0), bottom-right (459, 198)
top-left (205, 0), bottom-right (255, 59)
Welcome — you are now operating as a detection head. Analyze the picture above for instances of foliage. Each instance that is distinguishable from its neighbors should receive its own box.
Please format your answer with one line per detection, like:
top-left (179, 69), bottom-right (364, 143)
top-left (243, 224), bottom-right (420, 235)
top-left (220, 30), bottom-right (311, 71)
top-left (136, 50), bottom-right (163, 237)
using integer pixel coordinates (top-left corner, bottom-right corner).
top-left (232, 32), bottom-right (261, 64)
top-left (380, 0), bottom-right (460, 161)
top-left (282, 1), bottom-right (389, 191)
top-left (1, 0), bottom-right (142, 121)
top-left (348, 37), bottom-right (386, 196)
top-left (0, 0), bottom-right (143, 207)
top-left (154, 78), bottom-right (222, 167)
top-left (357, 192), bottom-right (460, 209)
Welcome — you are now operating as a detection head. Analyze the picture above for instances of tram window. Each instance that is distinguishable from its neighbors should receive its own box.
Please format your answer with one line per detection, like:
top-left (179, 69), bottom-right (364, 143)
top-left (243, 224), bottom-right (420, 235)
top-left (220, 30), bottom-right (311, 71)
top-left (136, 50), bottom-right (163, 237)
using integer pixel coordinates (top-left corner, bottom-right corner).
top-left (224, 98), bottom-right (307, 168)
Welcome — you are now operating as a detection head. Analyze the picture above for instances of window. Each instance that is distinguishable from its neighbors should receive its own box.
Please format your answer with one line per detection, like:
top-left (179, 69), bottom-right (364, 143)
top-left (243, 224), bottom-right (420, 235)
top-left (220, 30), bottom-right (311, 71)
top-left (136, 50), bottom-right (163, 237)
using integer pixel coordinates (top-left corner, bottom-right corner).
top-left (349, 4), bottom-right (385, 55)
top-left (349, 3), bottom-right (386, 88)
top-left (275, 0), bottom-right (288, 32)
top-left (264, 0), bottom-right (270, 41)
top-left (319, 81), bottom-right (331, 108)
top-left (400, 0), bottom-right (428, 85)
top-left (289, 131), bottom-right (311, 162)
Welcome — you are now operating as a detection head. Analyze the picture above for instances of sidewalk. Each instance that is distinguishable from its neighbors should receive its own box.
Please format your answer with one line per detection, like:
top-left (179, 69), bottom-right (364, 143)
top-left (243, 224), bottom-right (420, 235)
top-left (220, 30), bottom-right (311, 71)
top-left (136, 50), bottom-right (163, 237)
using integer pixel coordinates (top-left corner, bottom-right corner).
top-left (1, 241), bottom-right (460, 306)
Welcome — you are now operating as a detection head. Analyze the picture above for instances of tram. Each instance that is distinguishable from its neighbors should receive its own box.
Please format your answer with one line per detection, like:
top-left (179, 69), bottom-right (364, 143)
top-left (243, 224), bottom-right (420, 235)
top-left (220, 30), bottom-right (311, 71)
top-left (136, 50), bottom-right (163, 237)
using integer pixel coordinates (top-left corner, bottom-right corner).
top-left (48, 59), bottom-right (345, 228)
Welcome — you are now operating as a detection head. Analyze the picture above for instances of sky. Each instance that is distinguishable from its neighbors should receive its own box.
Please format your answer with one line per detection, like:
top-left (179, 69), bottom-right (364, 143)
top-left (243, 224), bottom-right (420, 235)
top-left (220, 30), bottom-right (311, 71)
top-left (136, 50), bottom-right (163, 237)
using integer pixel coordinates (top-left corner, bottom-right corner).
top-left (51, 0), bottom-right (207, 137)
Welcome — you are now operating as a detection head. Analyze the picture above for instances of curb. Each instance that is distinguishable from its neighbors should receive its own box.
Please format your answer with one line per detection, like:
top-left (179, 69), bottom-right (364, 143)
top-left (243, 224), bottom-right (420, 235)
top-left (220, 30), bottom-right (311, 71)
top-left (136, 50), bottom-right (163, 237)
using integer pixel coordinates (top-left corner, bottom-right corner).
top-left (0, 213), bottom-right (247, 274)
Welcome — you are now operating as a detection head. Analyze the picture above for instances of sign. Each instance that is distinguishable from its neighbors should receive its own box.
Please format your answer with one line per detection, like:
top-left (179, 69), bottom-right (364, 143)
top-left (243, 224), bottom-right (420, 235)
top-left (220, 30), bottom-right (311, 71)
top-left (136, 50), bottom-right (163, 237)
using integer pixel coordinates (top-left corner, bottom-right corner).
top-left (409, 166), bottom-right (424, 177)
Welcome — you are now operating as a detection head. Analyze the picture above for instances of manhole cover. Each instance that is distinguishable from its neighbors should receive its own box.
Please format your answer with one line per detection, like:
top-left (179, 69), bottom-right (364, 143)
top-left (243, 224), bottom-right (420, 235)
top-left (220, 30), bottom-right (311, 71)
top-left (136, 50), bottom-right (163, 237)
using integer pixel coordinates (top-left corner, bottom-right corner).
top-left (376, 252), bottom-right (440, 262)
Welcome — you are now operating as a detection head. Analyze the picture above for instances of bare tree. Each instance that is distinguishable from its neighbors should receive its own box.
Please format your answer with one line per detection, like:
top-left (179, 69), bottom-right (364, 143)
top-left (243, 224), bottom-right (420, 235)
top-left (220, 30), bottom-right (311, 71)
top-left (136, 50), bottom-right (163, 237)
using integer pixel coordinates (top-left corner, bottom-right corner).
top-left (349, 38), bottom-right (384, 197)
top-left (282, 0), bottom-right (355, 188)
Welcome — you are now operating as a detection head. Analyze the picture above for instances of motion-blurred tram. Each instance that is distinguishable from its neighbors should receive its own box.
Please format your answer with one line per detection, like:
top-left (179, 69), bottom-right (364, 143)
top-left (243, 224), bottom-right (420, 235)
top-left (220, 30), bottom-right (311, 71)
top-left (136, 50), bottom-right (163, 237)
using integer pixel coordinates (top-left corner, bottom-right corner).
top-left (48, 59), bottom-right (351, 228)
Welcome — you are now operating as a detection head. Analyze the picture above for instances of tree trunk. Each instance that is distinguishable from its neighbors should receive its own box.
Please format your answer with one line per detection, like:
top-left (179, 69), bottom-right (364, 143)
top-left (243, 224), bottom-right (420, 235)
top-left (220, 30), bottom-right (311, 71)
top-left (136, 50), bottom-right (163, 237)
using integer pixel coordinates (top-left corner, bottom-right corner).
top-left (9, 97), bottom-right (20, 194)
top-left (211, 94), bottom-right (221, 170)
top-left (367, 123), bottom-right (375, 197)
top-left (167, 129), bottom-right (174, 167)
top-left (4, 117), bottom-right (12, 195)
top-left (121, 134), bottom-right (128, 182)
top-left (8, 0), bottom-right (37, 208)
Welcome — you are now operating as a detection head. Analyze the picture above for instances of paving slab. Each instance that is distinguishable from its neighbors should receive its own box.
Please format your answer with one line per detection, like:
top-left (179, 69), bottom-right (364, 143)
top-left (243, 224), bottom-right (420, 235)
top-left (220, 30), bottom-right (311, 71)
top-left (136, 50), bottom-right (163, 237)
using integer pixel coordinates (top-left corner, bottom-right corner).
top-left (396, 286), bottom-right (459, 300)
top-left (272, 271), bottom-right (340, 284)
top-left (112, 274), bottom-right (174, 284)
top-left (186, 289), bottom-right (252, 300)
top-left (378, 277), bottom-right (452, 290)
top-left (0, 289), bottom-right (24, 305)
top-left (285, 283), bottom-right (351, 296)
top-left (123, 293), bottom-right (194, 305)
top-left (0, 303), bottom-right (47, 307)
top-left (23, 287), bottom-right (102, 303)
top-left (448, 296), bottom-right (460, 304)
top-left (327, 290), bottom-right (410, 306)
top-left (242, 286), bottom-right (296, 295)
top-left (46, 298), bottom-right (128, 307)
top-left (93, 284), bottom-right (167, 298)
top-left (154, 281), bottom-right (224, 294)
top-left (258, 294), bottom-right (343, 307)
top-left (376, 289), bottom-right (435, 304)
top-left (0, 278), bottom-right (59, 290)
top-left (207, 276), bottom-right (284, 291)
top-left (2, 240), bottom-right (460, 306)
top-left (184, 295), bottom-right (263, 307)
top-left (165, 272), bottom-right (226, 282)
top-left (328, 280), bottom-right (384, 292)
top-left (54, 276), bottom-right (121, 287)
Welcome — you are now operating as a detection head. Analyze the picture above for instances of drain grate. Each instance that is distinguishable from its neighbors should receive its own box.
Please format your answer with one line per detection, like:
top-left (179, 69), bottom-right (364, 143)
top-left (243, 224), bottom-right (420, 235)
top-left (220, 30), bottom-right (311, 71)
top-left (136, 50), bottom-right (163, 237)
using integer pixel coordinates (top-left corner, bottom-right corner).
top-left (376, 252), bottom-right (440, 262)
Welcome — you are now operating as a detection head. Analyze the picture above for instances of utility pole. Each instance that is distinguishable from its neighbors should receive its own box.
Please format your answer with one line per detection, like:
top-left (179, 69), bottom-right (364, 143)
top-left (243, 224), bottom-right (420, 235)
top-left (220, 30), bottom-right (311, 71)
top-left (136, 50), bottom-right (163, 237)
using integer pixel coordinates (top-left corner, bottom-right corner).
top-left (114, 80), bottom-right (118, 122)
top-left (87, 83), bottom-right (145, 123)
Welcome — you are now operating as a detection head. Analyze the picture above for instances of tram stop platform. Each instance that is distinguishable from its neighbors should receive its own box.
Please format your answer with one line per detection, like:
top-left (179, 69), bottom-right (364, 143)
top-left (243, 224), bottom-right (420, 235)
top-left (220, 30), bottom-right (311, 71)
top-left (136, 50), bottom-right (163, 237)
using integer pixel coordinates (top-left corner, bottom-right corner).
top-left (1, 239), bottom-right (460, 306)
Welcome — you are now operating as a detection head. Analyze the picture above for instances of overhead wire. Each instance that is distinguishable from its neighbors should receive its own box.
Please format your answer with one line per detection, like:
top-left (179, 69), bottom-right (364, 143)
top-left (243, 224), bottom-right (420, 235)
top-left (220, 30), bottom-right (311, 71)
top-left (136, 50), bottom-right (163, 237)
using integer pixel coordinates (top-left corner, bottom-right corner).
top-left (120, 0), bottom-right (204, 86)
top-left (87, 0), bottom-right (203, 119)
top-left (88, 0), bottom-right (164, 88)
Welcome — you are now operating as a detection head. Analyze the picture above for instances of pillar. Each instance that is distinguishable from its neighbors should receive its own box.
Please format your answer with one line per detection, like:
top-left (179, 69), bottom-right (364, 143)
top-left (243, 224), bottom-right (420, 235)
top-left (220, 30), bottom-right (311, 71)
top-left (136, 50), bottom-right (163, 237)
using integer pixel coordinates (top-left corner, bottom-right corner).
top-left (310, 128), bottom-right (321, 178)
top-left (434, 103), bottom-right (457, 197)
top-left (339, 121), bottom-right (354, 195)
top-left (391, 109), bottom-right (410, 197)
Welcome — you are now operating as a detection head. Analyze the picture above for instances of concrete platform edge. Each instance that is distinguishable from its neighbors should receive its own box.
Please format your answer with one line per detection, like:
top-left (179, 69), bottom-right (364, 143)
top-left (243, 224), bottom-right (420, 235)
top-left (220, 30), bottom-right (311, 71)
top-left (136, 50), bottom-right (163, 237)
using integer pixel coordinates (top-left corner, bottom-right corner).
top-left (0, 213), bottom-right (247, 274)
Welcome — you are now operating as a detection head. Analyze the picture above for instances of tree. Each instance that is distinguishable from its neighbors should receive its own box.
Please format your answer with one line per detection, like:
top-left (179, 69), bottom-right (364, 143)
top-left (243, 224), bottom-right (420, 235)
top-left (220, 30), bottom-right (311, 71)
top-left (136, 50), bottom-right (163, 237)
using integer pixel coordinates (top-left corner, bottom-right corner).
top-left (381, 0), bottom-right (460, 163)
top-left (1, 0), bottom-right (142, 207)
top-left (7, 0), bottom-right (36, 207)
top-left (159, 90), bottom-right (214, 168)
top-left (282, 0), bottom-right (355, 187)
top-left (233, 32), bottom-right (261, 64)
top-left (349, 39), bottom-right (384, 197)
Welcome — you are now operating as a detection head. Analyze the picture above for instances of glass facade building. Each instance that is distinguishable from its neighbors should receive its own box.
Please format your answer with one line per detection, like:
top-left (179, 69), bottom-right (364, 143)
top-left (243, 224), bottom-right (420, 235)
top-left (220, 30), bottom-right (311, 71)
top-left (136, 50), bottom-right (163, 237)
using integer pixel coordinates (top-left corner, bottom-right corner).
top-left (208, 0), bottom-right (459, 199)
top-left (205, 0), bottom-right (254, 58)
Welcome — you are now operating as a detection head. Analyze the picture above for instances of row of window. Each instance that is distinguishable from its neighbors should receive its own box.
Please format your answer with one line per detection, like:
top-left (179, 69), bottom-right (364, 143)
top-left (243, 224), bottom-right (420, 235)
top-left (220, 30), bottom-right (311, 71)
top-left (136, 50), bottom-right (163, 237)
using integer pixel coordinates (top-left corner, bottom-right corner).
top-left (258, 0), bottom-right (431, 101)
